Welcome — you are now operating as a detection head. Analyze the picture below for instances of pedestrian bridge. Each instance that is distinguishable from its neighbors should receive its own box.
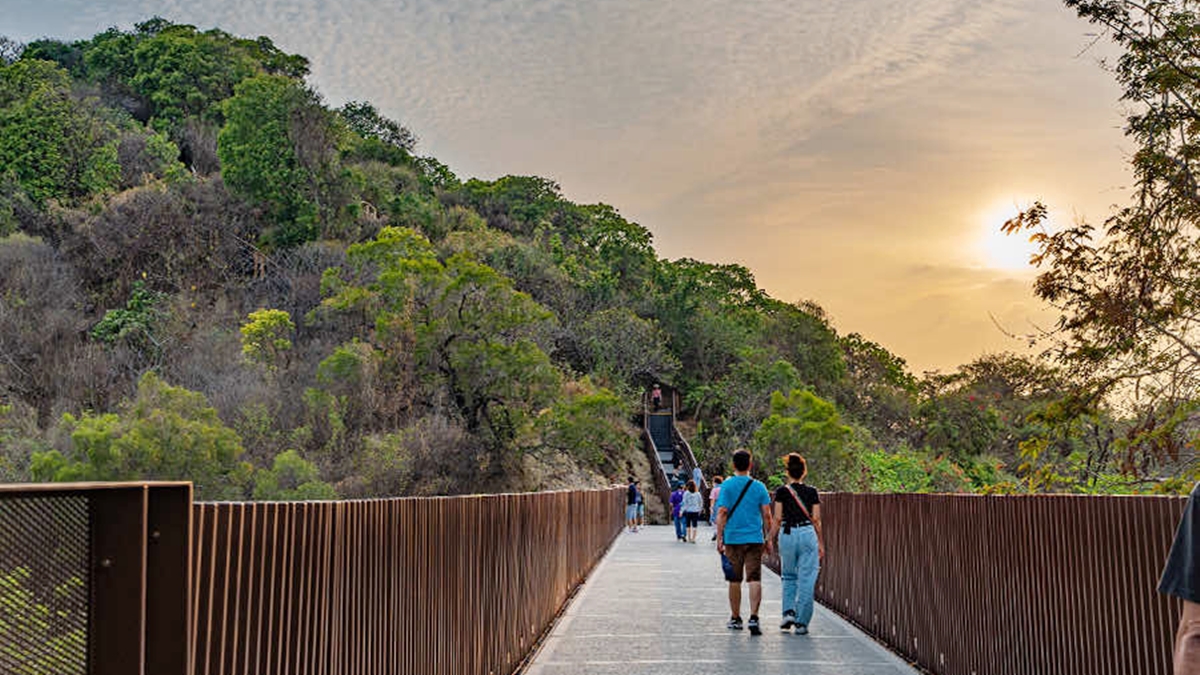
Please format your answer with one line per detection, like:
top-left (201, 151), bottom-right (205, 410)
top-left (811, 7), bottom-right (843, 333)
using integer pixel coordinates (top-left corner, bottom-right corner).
top-left (525, 525), bottom-right (917, 675)
top-left (0, 482), bottom-right (1186, 675)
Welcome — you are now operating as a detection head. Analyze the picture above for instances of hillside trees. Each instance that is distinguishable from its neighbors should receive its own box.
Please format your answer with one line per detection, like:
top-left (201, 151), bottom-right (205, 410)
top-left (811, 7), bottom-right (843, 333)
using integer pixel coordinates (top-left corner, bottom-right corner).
top-left (318, 226), bottom-right (561, 478)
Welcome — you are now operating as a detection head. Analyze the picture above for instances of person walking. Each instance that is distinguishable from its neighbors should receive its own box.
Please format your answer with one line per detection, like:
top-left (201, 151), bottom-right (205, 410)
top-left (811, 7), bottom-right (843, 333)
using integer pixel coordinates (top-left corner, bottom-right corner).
top-left (715, 449), bottom-right (773, 636)
top-left (635, 481), bottom-right (646, 529)
top-left (670, 483), bottom-right (686, 541)
top-left (625, 477), bottom-right (640, 533)
top-left (1160, 480), bottom-right (1200, 674)
top-left (709, 476), bottom-right (723, 526)
top-left (768, 453), bottom-right (824, 635)
top-left (682, 480), bottom-right (703, 543)
top-left (651, 384), bottom-right (663, 411)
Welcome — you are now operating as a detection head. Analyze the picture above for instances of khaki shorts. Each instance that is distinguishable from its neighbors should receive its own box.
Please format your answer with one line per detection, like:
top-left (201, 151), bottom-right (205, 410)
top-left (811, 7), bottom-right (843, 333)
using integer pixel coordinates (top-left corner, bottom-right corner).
top-left (724, 543), bottom-right (764, 583)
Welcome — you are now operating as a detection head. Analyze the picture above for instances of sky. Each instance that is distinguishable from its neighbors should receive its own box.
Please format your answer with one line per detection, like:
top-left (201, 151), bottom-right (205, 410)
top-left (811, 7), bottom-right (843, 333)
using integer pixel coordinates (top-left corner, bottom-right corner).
top-left (1, 0), bottom-right (1133, 373)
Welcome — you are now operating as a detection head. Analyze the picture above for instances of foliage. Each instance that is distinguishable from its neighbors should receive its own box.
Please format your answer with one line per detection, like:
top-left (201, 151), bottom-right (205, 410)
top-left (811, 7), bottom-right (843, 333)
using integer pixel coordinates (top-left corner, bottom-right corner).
top-left (90, 280), bottom-right (165, 350)
top-left (752, 388), bottom-right (855, 489)
top-left (536, 379), bottom-right (635, 470)
top-left (0, 59), bottom-right (120, 206)
top-left (252, 449), bottom-right (336, 500)
top-left (1, 18), bottom-right (1188, 499)
top-left (1001, 0), bottom-right (1200, 478)
top-left (340, 100), bottom-right (416, 155)
top-left (30, 372), bottom-right (248, 499)
top-left (218, 74), bottom-right (335, 246)
top-left (321, 226), bottom-right (561, 473)
top-left (861, 448), bottom-right (978, 493)
top-left (240, 309), bottom-right (294, 370)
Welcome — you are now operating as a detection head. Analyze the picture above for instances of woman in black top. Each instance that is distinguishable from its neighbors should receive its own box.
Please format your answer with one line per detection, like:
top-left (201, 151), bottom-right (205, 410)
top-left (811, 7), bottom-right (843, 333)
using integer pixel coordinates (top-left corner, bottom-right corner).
top-left (768, 453), bottom-right (824, 635)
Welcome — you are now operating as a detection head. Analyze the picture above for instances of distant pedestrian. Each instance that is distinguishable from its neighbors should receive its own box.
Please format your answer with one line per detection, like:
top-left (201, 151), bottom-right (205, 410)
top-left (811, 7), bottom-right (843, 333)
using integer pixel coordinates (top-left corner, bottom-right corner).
top-left (670, 484), bottom-right (686, 541)
top-left (626, 477), bottom-right (640, 533)
top-left (1160, 481), bottom-right (1200, 674)
top-left (709, 476), bottom-right (723, 527)
top-left (692, 465), bottom-right (704, 514)
top-left (768, 453), bottom-right (824, 636)
top-left (682, 480), bottom-right (703, 543)
top-left (673, 463), bottom-right (687, 488)
top-left (635, 481), bottom-right (646, 528)
top-left (715, 449), bottom-right (773, 636)
top-left (651, 384), bottom-right (663, 411)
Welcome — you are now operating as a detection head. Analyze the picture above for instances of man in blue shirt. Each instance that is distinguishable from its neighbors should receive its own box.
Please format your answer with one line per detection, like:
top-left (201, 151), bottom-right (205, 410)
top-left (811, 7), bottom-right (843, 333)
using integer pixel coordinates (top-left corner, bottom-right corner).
top-left (715, 449), bottom-right (773, 635)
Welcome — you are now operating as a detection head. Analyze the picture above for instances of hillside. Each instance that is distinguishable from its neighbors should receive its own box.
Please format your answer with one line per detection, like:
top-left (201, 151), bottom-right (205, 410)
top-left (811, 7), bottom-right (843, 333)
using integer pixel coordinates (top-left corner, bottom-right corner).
top-left (0, 19), bottom-right (1190, 498)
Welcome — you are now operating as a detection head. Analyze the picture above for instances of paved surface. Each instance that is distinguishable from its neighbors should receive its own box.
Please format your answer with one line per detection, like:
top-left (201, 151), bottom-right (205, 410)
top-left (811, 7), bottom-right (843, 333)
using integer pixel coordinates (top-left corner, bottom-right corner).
top-left (525, 525), bottom-right (920, 675)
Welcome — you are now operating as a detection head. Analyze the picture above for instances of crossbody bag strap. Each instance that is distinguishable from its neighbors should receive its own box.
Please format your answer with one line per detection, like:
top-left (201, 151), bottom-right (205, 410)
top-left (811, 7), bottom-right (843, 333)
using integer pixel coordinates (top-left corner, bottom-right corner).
top-left (725, 479), bottom-right (754, 520)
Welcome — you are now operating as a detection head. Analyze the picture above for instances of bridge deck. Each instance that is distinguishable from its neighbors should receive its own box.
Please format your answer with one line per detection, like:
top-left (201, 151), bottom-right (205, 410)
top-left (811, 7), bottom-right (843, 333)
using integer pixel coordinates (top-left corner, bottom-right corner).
top-left (525, 525), bottom-right (919, 675)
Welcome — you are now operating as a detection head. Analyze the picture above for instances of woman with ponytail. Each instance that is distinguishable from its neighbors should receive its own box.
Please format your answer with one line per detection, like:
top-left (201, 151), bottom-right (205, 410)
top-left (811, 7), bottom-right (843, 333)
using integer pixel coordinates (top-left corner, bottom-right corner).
top-left (768, 453), bottom-right (824, 635)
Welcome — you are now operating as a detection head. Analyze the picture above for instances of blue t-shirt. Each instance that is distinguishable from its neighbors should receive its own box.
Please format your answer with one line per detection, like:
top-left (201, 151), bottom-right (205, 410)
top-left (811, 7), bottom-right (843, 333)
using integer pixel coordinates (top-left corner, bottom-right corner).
top-left (716, 475), bottom-right (771, 545)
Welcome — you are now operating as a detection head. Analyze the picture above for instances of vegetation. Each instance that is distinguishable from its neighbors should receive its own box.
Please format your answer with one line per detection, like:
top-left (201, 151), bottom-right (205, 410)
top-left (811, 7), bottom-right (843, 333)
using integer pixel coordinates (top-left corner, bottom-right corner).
top-left (0, 17), bottom-right (1193, 500)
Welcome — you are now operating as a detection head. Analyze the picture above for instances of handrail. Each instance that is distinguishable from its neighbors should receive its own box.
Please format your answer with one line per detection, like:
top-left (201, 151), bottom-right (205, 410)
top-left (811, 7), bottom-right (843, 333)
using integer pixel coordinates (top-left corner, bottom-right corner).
top-left (1, 483), bottom-right (624, 675)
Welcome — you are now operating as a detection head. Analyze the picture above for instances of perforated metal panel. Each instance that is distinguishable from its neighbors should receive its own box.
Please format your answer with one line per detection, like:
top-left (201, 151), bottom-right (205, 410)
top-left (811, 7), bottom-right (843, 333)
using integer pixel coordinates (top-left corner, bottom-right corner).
top-left (0, 494), bottom-right (90, 675)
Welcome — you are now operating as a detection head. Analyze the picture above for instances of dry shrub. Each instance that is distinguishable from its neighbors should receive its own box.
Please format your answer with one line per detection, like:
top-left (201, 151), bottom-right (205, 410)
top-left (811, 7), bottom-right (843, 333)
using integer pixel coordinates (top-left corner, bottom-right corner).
top-left (347, 416), bottom-right (480, 497)
top-left (60, 177), bottom-right (260, 304)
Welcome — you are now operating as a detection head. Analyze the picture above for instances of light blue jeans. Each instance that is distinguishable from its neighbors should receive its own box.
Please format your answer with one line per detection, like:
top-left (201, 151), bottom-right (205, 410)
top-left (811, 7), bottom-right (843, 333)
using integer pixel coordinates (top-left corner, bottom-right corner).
top-left (673, 514), bottom-right (686, 539)
top-left (779, 525), bottom-right (819, 625)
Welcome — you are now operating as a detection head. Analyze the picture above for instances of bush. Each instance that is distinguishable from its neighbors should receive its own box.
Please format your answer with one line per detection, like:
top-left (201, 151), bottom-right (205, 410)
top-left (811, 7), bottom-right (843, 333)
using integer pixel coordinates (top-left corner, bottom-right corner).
top-left (31, 372), bottom-right (249, 499)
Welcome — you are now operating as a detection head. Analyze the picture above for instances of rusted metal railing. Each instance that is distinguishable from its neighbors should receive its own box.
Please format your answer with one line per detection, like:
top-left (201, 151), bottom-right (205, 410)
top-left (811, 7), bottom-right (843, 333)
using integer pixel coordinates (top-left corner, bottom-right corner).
top-left (812, 493), bottom-right (1188, 675)
top-left (189, 488), bottom-right (624, 675)
top-left (0, 482), bottom-right (193, 675)
top-left (1, 484), bottom-right (622, 675)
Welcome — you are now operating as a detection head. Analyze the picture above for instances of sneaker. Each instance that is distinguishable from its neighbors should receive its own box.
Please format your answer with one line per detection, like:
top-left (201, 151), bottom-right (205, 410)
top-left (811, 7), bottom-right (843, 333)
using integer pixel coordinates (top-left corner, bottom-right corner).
top-left (794, 624), bottom-right (808, 635)
top-left (748, 615), bottom-right (761, 636)
top-left (726, 616), bottom-right (743, 630)
top-left (780, 611), bottom-right (796, 631)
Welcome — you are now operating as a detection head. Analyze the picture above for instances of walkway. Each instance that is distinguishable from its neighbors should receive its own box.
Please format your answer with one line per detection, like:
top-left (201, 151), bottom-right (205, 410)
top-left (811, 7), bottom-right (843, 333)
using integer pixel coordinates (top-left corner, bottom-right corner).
top-left (525, 525), bottom-right (920, 675)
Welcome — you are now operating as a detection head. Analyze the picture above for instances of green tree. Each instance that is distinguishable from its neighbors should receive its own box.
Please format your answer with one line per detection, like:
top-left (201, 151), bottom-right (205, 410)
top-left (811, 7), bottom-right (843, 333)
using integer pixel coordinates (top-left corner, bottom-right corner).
top-left (30, 372), bottom-right (248, 499)
top-left (752, 388), bottom-right (855, 489)
top-left (240, 309), bottom-right (295, 370)
top-left (537, 379), bottom-right (635, 470)
top-left (218, 74), bottom-right (335, 246)
top-left (0, 59), bottom-right (120, 206)
top-left (321, 226), bottom-right (561, 469)
top-left (1003, 0), bottom-right (1200, 477)
top-left (252, 449), bottom-right (337, 500)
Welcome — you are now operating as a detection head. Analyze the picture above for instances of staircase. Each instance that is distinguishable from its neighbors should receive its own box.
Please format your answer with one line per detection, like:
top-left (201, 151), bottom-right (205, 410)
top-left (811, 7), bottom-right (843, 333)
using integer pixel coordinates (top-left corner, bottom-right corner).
top-left (649, 413), bottom-right (674, 471)
top-left (641, 387), bottom-right (705, 521)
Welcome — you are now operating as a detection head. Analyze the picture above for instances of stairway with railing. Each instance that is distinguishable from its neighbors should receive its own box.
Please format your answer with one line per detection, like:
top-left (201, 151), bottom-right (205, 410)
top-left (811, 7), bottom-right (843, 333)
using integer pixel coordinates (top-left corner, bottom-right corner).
top-left (641, 386), bottom-right (706, 517)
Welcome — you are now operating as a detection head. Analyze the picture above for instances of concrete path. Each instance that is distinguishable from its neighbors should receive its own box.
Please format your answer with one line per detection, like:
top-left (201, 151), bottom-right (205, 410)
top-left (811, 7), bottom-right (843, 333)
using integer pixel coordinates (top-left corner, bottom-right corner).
top-left (525, 525), bottom-right (919, 675)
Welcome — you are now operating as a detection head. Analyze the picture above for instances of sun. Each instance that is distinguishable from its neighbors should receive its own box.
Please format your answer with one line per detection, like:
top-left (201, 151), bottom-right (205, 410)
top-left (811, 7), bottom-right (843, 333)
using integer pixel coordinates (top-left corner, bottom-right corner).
top-left (975, 200), bottom-right (1042, 272)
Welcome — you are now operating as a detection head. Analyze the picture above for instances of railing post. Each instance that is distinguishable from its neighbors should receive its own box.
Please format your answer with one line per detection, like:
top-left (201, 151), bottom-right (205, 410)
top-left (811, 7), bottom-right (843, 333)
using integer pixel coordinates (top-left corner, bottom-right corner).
top-left (145, 485), bottom-right (193, 675)
top-left (89, 486), bottom-right (149, 675)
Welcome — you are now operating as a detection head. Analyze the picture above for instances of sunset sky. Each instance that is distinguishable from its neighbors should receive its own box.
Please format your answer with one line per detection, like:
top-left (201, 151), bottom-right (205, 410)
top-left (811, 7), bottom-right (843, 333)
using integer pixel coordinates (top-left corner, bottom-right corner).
top-left (3, 0), bottom-right (1133, 373)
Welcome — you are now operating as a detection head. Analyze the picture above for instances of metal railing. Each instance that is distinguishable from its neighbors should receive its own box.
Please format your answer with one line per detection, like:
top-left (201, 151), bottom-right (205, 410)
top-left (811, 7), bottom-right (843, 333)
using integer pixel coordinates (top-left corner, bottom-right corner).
top-left (811, 493), bottom-right (1188, 675)
top-left (0, 484), bottom-right (623, 675)
top-left (188, 488), bottom-right (623, 675)
top-left (0, 482), bottom-right (192, 675)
